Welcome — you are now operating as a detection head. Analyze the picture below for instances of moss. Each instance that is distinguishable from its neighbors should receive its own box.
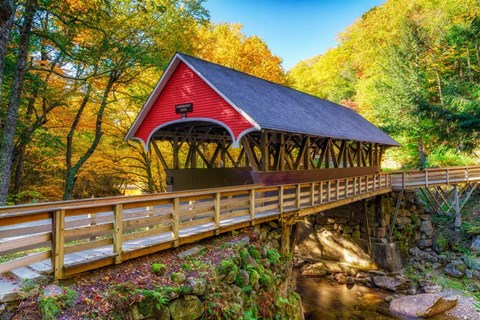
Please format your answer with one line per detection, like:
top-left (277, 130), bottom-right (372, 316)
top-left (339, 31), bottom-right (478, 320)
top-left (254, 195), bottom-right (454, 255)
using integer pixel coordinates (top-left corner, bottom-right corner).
top-left (247, 245), bottom-right (261, 260)
top-left (267, 248), bottom-right (281, 265)
top-left (39, 287), bottom-right (77, 320)
top-left (151, 263), bottom-right (167, 276)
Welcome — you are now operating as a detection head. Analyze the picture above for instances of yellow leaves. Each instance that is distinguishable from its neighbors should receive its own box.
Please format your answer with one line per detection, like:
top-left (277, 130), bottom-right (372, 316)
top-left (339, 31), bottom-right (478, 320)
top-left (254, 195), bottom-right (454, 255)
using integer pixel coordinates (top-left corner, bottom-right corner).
top-left (195, 23), bottom-right (286, 84)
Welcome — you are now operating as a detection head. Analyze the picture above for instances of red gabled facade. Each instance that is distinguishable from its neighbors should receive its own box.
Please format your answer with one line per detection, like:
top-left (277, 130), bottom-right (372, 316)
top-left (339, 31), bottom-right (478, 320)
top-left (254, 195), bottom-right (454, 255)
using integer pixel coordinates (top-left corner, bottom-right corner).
top-left (133, 62), bottom-right (254, 145)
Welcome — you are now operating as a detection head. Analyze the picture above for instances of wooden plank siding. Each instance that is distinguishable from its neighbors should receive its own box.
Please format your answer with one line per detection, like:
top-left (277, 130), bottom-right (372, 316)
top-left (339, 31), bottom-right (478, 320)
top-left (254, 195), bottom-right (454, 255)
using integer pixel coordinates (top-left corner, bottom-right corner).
top-left (1, 166), bottom-right (480, 279)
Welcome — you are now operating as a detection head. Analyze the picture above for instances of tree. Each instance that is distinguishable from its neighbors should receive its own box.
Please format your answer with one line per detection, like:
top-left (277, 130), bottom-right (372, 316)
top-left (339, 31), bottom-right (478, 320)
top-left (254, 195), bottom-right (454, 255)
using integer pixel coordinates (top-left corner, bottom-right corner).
top-left (195, 23), bottom-right (286, 84)
top-left (0, 0), bottom-right (37, 205)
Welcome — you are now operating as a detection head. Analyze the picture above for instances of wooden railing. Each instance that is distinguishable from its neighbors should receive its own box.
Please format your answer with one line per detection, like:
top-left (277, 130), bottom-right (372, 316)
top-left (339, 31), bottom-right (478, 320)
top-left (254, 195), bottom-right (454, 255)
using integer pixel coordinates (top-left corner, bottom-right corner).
top-left (0, 173), bottom-right (391, 279)
top-left (390, 165), bottom-right (480, 190)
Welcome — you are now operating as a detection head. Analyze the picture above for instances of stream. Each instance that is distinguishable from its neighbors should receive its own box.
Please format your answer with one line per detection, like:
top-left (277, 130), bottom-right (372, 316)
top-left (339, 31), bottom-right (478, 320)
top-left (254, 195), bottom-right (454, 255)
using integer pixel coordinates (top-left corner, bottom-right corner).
top-left (295, 270), bottom-right (394, 320)
top-left (295, 270), bottom-right (478, 320)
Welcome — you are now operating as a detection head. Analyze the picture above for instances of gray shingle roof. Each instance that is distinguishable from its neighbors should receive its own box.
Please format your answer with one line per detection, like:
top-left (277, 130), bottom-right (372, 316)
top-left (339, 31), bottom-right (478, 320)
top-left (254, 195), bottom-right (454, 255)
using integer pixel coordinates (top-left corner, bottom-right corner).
top-left (179, 53), bottom-right (399, 146)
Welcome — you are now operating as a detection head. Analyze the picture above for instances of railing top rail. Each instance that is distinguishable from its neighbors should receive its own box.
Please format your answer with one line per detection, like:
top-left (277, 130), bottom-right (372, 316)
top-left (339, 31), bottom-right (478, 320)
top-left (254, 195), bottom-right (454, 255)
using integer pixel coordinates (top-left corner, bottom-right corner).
top-left (0, 184), bottom-right (267, 216)
top-left (390, 165), bottom-right (480, 175)
top-left (0, 172), bottom-right (391, 217)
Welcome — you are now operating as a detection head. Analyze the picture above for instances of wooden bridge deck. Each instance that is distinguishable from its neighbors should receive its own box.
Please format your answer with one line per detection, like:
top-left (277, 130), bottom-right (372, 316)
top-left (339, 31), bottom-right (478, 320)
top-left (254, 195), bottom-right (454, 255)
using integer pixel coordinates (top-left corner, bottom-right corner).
top-left (1, 165), bottom-right (479, 280)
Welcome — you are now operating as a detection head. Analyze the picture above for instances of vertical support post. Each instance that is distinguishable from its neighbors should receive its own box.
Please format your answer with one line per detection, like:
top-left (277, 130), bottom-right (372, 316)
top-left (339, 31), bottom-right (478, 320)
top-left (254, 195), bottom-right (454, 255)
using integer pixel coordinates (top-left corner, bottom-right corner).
top-left (281, 220), bottom-right (291, 255)
top-left (214, 193), bottom-right (221, 235)
top-left (250, 189), bottom-right (256, 224)
top-left (113, 204), bottom-right (123, 264)
top-left (261, 131), bottom-right (269, 171)
top-left (304, 136), bottom-right (311, 170)
top-left (402, 172), bottom-right (405, 189)
top-left (173, 198), bottom-right (180, 247)
top-left (296, 184), bottom-right (301, 209)
top-left (279, 133), bottom-right (285, 171)
top-left (173, 137), bottom-right (179, 169)
top-left (363, 201), bottom-right (371, 256)
top-left (353, 177), bottom-right (357, 195)
top-left (446, 169), bottom-right (450, 185)
top-left (53, 209), bottom-right (65, 280)
top-left (425, 170), bottom-right (429, 187)
top-left (454, 185), bottom-right (461, 229)
top-left (388, 189), bottom-right (404, 239)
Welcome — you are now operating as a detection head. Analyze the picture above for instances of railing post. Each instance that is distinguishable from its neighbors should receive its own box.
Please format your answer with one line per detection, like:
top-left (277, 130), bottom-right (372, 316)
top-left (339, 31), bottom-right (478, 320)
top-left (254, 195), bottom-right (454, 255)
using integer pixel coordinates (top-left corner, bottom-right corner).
top-left (335, 179), bottom-right (339, 200)
top-left (214, 193), bottom-right (221, 234)
top-left (319, 182), bottom-right (323, 204)
top-left (345, 179), bottom-right (349, 198)
top-left (53, 209), bottom-right (65, 280)
top-left (296, 184), bottom-right (301, 209)
top-left (173, 198), bottom-right (180, 247)
top-left (310, 183), bottom-right (315, 206)
top-left (113, 204), bottom-right (123, 264)
top-left (279, 186), bottom-right (284, 213)
top-left (402, 172), bottom-right (405, 189)
top-left (250, 189), bottom-right (256, 224)
top-left (327, 181), bottom-right (331, 202)
top-left (446, 169), bottom-right (449, 185)
top-left (425, 170), bottom-right (428, 187)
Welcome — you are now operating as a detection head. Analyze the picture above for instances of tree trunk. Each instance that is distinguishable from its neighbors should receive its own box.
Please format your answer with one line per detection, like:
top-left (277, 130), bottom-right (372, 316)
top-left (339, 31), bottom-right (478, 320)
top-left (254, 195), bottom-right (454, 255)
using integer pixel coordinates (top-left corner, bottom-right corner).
top-left (434, 68), bottom-right (444, 106)
top-left (418, 136), bottom-right (426, 169)
top-left (63, 71), bottom-right (118, 200)
top-left (0, 0), bottom-right (15, 100)
top-left (0, 0), bottom-right (36, 206)
top-left (466, 47), bottom-right (473, 83)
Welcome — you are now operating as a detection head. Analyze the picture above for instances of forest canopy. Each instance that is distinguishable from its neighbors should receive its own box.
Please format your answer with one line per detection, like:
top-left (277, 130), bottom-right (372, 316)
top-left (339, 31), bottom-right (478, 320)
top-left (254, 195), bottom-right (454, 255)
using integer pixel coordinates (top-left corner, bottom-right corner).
top-left (288, 0), bottom-right (480, 170)
top-left (0, 0), bottom-right (285, 204)
top-left (0, 0), bottom-right (479, 204)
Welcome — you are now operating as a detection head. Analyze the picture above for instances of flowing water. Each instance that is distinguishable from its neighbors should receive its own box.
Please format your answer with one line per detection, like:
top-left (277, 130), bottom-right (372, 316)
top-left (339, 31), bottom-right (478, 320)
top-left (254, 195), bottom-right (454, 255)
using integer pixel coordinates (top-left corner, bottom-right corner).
top-left (295, 270), bottom-right (479, 320)
top-left (295, 270), bottom-right (395, 320)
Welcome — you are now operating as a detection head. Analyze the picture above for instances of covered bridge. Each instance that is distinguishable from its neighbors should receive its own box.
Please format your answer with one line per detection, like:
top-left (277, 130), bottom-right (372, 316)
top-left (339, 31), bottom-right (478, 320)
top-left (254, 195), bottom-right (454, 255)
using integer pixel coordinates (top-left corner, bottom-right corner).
top-left (126, 53), bottom-right (399, 191)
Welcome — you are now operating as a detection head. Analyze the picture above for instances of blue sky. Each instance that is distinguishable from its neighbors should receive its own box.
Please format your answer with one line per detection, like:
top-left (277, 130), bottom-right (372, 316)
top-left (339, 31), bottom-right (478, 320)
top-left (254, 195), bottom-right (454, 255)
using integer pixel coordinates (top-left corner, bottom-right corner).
top-left (204, 0), bottom-right (384, 70)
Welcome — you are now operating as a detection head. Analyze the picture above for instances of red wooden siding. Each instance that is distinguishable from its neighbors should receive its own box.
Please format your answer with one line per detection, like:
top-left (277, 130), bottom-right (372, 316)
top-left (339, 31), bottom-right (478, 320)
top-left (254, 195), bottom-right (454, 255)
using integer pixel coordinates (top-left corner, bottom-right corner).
top-left (134, 62), bottom-right (254, 145)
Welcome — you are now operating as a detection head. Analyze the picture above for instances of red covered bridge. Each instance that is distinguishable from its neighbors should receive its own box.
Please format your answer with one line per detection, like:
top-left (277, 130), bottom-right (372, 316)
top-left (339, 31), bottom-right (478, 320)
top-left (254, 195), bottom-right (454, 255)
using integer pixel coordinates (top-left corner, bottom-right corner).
top-left (126, 53), bottom-right (399, 191)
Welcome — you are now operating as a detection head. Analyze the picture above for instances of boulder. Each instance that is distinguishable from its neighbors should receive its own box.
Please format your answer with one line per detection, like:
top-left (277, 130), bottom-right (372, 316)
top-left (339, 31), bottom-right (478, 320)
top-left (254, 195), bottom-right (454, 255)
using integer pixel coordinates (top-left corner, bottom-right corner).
top-left (169, 295), bottom-right (204, 320)
top-left (334, 273), bottom-right (347, 284)
top-left (389, 294), bottom-right (457, 318)
top-left (463, 256), bottom-right (480, 271)
top-left (373, 275), bottom-right (410, 292)
top-left (420, 220), bottom-right (434, 237)
top-left (185, 278), bottom-right (206, 296)
top-left (444, 260), bottom-right (466, 278)
top-left (419, 214), bottom-right (430, 221)
top-left (301, 262), bottom-right (327, 276)
top-left (418, 239), bottom-right (433, 249)
top-left (471, 236), bottom-right (480, 253)
top-left (296, 221), bottom-right (314, 244)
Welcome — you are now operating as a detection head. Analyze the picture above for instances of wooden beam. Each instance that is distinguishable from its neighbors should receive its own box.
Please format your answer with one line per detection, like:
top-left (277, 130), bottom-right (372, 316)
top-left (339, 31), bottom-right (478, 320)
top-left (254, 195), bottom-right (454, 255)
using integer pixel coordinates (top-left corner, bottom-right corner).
top-left (242, 137), bottom-right (259, 171)
top-left (151, 139), bottom-right (169, 170)
top-left (388, 189), bottom-right (404, 239)
top-left (53, 209), bottom-right (65, 279)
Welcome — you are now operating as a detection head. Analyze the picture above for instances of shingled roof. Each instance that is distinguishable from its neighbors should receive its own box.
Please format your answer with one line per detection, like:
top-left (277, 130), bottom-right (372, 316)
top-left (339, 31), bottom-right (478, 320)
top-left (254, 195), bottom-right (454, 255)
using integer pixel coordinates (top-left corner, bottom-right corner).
top-left (127, 53), bottom-right (399, 146)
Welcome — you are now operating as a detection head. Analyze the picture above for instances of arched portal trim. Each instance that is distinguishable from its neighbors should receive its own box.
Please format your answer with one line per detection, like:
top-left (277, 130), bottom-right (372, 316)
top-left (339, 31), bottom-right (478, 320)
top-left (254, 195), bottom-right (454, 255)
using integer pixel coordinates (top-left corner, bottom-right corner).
top-left (144, 117), bottom-right (259, 150)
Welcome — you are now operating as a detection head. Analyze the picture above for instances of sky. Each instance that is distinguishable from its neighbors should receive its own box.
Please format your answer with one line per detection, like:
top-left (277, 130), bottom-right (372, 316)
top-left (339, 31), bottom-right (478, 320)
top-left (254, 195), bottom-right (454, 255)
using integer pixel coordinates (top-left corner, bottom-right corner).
top-left (204, 0), bottom-right (384, 70)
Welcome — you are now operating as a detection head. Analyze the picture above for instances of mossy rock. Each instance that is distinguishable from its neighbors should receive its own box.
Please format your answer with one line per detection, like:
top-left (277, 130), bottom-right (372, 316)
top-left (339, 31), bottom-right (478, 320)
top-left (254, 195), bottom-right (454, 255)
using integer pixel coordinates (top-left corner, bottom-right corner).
top-left (169, 295), bottom-right (203, 320)
top-left (171, 272), bottom-right (186, 284)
